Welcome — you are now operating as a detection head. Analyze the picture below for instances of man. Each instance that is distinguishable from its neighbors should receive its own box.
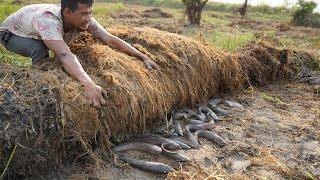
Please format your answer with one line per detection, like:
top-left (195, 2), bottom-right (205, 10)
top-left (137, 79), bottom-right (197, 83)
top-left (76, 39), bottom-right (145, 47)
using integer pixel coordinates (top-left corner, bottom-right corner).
top-left (0, 0), bottom-right (159, 107)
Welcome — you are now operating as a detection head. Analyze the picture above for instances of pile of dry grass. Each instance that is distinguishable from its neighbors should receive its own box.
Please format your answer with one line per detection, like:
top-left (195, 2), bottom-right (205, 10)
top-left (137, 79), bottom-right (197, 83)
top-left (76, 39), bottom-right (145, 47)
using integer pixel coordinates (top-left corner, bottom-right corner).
top-left (0, 27), bottom-right (295, 177)
top-left (237, 42), bottom-right (293, 87)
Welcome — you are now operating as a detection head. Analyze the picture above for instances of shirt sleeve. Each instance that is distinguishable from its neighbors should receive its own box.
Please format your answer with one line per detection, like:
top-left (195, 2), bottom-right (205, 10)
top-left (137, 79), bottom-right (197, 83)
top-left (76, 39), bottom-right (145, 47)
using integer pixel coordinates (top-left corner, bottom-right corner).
top-left (34, 14), bottom-right (64, 41)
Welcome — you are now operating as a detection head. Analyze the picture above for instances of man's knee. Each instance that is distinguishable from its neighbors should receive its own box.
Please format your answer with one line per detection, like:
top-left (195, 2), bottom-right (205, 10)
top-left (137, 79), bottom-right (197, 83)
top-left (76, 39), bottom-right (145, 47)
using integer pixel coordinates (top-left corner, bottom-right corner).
top-left (31, 42), bottom-right (49, 65)
top-left (3, 33), bottom-right (49, 64)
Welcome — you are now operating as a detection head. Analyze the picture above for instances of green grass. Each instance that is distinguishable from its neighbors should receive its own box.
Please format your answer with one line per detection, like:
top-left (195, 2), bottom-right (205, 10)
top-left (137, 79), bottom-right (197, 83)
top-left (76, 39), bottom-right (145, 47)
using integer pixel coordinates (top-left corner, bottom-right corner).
top-left (303, 55), bottom-right (320, 71)
top-left (202, 14), bottom-right (230, 26)
top-left (205, 31), bottom-right (254, 51)
top-left (310, 36), bottom-right (320, 49)
top-left (0, 46), bottom-right (31, 67)
top-left (0, 2), bottom-right (31, 66)
top-left (176, 26), bottom-right (254, 51)
top-left (249, 12), bottom-right (291, 23)
top-left (93, 2), bottom-right (126, 25)
top-left (0, 2), bottom-right (22, 22)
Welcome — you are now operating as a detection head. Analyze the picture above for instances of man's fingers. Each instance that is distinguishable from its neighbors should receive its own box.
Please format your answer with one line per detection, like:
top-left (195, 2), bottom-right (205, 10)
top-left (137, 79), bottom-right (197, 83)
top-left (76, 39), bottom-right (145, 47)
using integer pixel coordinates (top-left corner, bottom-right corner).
top-left (99, 94), bottom-right (107, 106)
top-left (146, 64), bottom-right (152, 70)
top-left (145, 60), bottom-right (160, 70)
top-left (89, 99), bottom-right (93, 106)
top-left (102, 89), bottom-right (108, 99)
top-left (92, 98), bottom-right (101, 108)
top-left (83, 83), bottom-right (107, 107)
top-left (153, 63), bottom-right (160, 70)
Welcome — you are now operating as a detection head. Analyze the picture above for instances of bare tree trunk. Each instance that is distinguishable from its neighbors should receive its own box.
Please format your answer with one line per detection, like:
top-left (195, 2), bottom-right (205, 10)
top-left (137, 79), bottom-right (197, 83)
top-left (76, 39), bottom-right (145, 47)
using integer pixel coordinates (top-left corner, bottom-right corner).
top-left (183, 0), bottom-right (208, 25)
top-left (239, 0), bottom-right (248, 21)
top-left (13, 0), bottom-right (22, 4)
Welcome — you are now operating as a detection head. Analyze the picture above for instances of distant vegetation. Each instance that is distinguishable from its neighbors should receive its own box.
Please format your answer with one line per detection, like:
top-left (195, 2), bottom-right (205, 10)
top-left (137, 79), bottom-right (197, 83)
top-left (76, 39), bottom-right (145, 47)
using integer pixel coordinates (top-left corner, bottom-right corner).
top-left (103, 0), bottom-right (320, 29)
top-left (182, 0), bottom-right (208, 25)
top-left (292, 0), bottom-right (320, 28)
top-left (102, 0), bottom-right (293, 15)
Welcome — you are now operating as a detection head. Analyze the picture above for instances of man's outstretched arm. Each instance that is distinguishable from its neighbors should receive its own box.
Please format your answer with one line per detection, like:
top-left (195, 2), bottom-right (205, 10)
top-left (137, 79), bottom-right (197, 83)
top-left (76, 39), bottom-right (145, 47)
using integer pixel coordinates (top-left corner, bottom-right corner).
top-left (88, 20), bottom-right (160, 70)
top-left (43, 40), bottom-right (107, 107)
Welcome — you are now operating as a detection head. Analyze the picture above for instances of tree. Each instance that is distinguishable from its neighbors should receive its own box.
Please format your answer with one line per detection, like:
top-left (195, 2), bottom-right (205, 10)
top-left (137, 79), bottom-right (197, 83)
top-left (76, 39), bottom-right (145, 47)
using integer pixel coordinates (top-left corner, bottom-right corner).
top-left (182, 0), bottom-right (208, 25)
top-left (13, 0), bottom-right (22, 4)
top-left (292, 0), bottom-right (317, 26)
top-left (239, 0), bottom-right (248, 21)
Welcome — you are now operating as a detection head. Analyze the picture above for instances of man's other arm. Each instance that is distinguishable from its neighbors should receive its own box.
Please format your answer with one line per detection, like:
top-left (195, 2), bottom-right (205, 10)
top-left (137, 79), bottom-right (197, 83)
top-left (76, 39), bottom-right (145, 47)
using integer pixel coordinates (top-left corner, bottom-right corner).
top-left (87, 20), bottom-right (159, 70)
top-left (43, 40), bottom-right (107, 107)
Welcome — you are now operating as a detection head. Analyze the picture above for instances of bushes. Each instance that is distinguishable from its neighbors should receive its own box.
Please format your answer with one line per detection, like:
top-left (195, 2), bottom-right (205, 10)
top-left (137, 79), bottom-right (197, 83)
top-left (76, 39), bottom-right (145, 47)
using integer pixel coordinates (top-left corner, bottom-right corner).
top-left (292, 0), bottom-right (320, 28)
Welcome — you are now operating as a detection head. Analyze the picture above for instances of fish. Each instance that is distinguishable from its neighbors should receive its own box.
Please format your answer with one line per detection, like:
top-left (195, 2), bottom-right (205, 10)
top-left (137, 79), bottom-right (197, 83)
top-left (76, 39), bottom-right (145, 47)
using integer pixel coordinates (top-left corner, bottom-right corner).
top-left (172, 112), bottom-right (187, 120)
top-left (119, 156), bottom-right (175, 174)
top-left (128, 135), bottom-right (185, 150)
top-left (186, 112), bottom-right (206, 122)
top-left (162, 128), bottom-right (176, 138)
top-left (175, 136), bottom-right (200, 149)
top-left (223, 100), bottom-right (244, 109)
top-left (113, 142), bottom-right (162, 155)
top-left (210, 106), bottom-right (229, 117)
top-left (172, 139), bottom-right (191, 149)
top-left (186, 119), bottom-right (204, 125)
top-left (199, 106), bottom-right (220, 121)
top-left (186, 121), bottom-right (216, 132)
top-left (208, 99), bottom-right (222, 106)
top-left (195, 130), bottom-right (227, 147)
top-left (161, 143), bottom-right (191, 162)
top-left (174, 126), bottom-right (200, 149)
top-left (174, 121), bottom-right (184, 136)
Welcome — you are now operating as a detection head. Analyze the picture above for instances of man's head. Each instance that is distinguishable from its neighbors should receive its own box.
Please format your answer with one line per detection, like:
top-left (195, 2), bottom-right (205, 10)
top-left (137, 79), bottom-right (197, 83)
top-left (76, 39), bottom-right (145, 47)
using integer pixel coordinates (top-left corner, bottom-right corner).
top-left (61, 0), bottom-right (94, 30)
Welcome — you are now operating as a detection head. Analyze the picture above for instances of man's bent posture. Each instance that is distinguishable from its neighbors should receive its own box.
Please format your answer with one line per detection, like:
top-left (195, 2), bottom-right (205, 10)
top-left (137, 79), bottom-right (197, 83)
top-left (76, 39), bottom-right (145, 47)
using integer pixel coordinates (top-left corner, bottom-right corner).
top-left (0, 0), bottom-right (159, 107)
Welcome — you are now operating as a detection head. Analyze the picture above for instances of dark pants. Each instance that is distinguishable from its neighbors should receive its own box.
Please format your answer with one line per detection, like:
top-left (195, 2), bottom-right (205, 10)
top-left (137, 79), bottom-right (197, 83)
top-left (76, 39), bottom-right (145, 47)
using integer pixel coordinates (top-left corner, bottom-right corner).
top-left (0, 31), bottom-right (49, 65)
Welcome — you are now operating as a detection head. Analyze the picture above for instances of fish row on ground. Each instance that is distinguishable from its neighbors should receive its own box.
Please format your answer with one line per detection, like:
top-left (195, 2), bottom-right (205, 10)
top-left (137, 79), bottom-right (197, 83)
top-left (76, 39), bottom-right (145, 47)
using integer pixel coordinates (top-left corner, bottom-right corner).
top-left (112, 98), bottom-right (244, 174)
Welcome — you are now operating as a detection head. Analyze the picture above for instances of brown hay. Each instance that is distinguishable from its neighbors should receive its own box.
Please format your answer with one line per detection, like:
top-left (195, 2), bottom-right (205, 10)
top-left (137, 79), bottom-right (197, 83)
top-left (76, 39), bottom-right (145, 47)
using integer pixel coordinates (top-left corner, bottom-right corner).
top-left (141, 8), bottom-right (173, 18)
top-left (0, 27), bottom-right (297, 177)
top-left (238, 42), bottom-right (293, 87)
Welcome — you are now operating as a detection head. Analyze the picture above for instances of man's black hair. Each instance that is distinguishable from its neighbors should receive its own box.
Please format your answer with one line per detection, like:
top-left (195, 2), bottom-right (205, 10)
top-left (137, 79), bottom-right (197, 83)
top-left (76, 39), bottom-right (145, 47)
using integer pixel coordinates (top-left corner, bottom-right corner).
top-left (61, 0), bottom-right (94, 12)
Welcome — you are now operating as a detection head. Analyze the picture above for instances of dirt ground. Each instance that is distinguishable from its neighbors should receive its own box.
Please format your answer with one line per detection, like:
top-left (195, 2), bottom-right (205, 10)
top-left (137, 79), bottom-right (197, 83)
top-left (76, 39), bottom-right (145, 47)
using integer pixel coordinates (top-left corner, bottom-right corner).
top-left (67, 82), bottom-right (318, 179)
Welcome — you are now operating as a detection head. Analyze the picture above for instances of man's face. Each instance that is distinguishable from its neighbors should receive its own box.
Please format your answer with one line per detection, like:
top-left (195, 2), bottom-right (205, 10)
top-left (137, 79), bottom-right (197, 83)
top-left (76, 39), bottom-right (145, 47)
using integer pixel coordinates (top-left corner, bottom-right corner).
top-left (64, 3), bottom-right (93, 30)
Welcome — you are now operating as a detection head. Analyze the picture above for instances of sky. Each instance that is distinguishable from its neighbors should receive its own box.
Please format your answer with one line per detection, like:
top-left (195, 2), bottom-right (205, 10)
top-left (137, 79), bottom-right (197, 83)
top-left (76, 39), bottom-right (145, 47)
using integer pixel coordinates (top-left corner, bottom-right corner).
top-left (211, 0), bottom-right (320, 12)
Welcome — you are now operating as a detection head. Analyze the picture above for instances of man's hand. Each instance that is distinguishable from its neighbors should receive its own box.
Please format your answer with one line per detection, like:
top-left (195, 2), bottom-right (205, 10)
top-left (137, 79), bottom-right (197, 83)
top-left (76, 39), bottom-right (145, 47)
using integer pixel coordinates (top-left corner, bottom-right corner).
top-left (88, 23), bottom-right (161, 70)
top-left (43, 40), bottom-right (108, 108)
top-left (141, 54), bottom-right (160, 70)
top-left (83, 82), bottom-right (108, 108)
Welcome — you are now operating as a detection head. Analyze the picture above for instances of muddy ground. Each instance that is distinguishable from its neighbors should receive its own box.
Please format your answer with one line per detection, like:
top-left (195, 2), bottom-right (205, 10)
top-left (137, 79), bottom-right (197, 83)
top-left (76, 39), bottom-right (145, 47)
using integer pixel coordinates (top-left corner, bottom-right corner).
top-left (67, 82), bottom-right (319, 179)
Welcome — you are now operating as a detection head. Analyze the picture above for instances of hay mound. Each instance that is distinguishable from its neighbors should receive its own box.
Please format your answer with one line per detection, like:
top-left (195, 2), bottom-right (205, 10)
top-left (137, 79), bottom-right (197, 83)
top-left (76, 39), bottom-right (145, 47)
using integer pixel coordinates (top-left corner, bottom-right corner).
top-left (238, 42), bottom-right (293, 86)
top-left (109, 10), bottom-right (141, 19)
top-left (0, 27), bottom-right (295, 177)
top-left (141, 8), bottom-right (173, 18)
top-left (108, 8), bottom-right (172, 19)
top-left (108, 10), bottom-right (179, 33)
